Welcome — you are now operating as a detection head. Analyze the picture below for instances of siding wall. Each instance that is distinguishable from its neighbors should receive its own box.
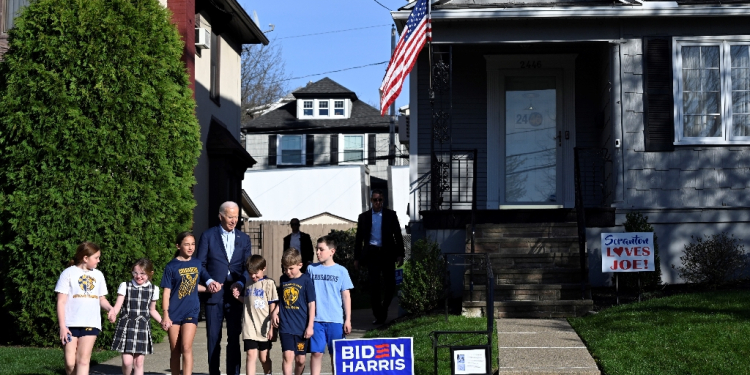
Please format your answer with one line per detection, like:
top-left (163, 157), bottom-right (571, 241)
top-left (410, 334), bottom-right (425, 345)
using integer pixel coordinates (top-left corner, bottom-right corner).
top-left (619, 38), bottom-right (750, 209)
top-left (243, 132), bottom-right (407, 181)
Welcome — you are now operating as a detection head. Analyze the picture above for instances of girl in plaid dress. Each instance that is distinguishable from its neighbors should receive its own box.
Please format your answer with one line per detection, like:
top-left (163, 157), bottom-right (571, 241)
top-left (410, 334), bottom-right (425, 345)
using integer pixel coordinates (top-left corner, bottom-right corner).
top-left (107, 258), bottom-right (163, 375)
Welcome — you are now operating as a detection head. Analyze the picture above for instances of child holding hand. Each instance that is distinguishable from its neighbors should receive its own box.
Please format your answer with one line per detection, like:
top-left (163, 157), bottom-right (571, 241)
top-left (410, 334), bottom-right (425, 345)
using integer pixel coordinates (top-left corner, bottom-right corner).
top-left (55, 241), bottom-right (114, 375)
top-left (108, 258), bottom-right (163, 375)
top-left (233, 255), bottom-right (278, 375)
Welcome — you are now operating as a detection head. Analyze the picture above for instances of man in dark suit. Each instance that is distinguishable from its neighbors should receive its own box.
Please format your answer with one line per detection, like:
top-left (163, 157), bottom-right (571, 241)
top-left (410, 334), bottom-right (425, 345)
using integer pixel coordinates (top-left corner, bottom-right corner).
top-left (196, 201), bottom-right (252, 375)
top-left (282, 218), bottom-right (314, 272)
top-left (354, 189), bottom-right (405, 325)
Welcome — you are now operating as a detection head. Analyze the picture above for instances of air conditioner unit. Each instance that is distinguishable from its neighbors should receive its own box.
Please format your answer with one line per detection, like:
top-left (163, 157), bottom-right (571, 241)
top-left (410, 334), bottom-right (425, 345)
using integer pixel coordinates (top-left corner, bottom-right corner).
top-left (398, 115), bottom-right (409, 144)
top-left (195, 28), bottom-right (210, 50)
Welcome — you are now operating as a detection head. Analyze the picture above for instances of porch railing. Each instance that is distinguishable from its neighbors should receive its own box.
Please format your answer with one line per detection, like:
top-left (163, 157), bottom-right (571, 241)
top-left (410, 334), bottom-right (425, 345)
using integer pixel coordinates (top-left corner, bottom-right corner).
top-left (412, 149), bottom-right (477, 213)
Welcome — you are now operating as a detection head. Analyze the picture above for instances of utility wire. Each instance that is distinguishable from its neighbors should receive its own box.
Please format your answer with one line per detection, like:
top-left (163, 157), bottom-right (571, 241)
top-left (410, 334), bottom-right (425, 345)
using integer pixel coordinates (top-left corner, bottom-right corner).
top-left (280, 61), bottom-right (388, 82)
top-left (372, 0), bottom-right (392, 11)
top-left (278, 24), bottom-right (390, 40)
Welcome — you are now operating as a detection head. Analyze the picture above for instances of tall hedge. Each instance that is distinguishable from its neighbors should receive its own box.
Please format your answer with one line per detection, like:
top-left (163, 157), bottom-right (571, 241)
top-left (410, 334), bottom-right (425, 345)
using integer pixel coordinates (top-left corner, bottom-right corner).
top-left (0, 0), bottom-right (201, 347)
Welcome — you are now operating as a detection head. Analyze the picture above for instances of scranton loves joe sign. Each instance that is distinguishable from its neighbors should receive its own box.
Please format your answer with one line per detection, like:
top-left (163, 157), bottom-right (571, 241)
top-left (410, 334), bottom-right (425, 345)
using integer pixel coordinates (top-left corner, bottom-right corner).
top-left (333, 337), bottom-right (414, 375)
top-left (601, 232), bottom-right (655, 272)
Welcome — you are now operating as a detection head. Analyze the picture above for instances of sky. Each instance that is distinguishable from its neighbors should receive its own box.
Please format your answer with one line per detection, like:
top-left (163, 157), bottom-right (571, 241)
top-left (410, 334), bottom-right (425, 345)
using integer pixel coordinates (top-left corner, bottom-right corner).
top-left (237, 0), bottom-right (411, 111)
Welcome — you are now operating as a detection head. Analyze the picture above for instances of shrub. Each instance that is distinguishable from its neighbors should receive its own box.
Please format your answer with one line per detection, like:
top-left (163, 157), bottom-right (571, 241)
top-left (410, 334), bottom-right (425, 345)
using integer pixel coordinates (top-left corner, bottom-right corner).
top-left (0, 0), bottom-right (200, 347)
top-left (619, 212), bottom-right (663, 292)
top-left (400, 239), bottom-right (446, 315)
top-left (672, 232), bottom-right (749, 288)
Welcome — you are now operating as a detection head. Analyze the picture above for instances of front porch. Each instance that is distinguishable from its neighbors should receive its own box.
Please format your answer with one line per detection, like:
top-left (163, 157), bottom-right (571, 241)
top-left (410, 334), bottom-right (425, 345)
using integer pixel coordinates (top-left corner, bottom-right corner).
top-left (409, 42), bottom-right (618, 317)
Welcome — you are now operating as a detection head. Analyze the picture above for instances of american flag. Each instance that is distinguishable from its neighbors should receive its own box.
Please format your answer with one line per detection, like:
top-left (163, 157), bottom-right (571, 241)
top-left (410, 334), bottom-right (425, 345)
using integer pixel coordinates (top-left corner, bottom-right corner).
top-left (379, 0), bottom-right (431, 116)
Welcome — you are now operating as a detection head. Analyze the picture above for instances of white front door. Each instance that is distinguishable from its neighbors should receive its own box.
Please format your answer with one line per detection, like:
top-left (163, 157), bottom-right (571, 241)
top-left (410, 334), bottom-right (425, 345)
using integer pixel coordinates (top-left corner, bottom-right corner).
top-left (486, 55), bottom-right (576, 209)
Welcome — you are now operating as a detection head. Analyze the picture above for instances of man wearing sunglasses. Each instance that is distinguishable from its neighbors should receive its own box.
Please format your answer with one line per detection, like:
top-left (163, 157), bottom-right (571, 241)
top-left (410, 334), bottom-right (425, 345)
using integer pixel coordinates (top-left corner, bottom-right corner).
top-left (354, 189), bottom-right (405, 325)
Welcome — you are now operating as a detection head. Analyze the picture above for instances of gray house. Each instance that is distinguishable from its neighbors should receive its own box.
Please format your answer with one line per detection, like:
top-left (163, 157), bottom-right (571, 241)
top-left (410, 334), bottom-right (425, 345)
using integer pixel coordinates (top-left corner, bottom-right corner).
top-left (242, 77), bottom-right (408, 196)
top-left (395, 0), bottom-right (750, 317)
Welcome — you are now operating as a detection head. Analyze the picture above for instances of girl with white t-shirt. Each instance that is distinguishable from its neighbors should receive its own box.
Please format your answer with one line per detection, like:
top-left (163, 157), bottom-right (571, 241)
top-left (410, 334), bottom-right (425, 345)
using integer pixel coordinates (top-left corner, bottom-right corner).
top-left (107, 258), bottom-right (163, 375)
top-left (55, 241), bottom-right (114, 375)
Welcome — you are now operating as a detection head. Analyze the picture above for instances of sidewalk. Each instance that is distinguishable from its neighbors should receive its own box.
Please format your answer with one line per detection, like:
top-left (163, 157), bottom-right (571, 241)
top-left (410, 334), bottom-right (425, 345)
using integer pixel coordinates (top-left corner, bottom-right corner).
top-left (496, 319), bottom-right (599, 375)
top-left (91, 305), bottom-right (396, 375)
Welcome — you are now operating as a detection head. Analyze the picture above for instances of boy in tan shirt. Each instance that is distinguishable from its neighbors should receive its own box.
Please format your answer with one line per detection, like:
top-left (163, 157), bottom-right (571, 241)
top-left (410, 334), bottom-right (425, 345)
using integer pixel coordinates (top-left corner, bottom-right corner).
top-left (233, 255), bottom-right (278, 375)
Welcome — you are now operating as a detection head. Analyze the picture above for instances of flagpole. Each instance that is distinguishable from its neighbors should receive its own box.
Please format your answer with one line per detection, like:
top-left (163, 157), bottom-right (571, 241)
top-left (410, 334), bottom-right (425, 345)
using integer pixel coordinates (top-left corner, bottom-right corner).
top-left (428, 0), bottom-right (433, 101)
top-left (389, 24), bottom-right (397, 166)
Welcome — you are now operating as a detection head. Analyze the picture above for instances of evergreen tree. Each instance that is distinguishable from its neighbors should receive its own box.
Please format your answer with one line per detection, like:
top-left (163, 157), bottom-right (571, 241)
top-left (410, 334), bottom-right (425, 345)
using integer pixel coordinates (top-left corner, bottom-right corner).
top-left (0, 0), bottom-right (201, 346)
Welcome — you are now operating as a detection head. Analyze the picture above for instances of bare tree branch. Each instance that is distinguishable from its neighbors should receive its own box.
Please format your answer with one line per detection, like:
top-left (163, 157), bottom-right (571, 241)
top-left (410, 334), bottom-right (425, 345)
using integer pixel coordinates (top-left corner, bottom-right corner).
top-left (241, 39), bottom-right (289, 122)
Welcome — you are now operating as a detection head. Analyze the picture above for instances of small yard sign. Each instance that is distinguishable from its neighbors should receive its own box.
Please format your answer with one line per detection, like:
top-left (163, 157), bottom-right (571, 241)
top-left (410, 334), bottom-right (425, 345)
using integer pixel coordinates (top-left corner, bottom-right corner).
top-left (333, 337), bottom-right (414, 375)
top-left (601, 232), bottom-right (655, 272)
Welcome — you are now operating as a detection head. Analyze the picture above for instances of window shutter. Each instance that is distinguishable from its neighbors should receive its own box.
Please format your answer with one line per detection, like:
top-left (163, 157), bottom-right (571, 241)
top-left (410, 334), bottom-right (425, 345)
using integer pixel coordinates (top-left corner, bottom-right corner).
top-left (368, 134), bottom-right (377, 165)
top-left (306, 134), bottom-right (314, 166)
top-left (268, 135), bottom-right (277, 166)
top-left (330, 135), bottom-right (339, 165)
top-left (643, 37), bottom-right (675, 152)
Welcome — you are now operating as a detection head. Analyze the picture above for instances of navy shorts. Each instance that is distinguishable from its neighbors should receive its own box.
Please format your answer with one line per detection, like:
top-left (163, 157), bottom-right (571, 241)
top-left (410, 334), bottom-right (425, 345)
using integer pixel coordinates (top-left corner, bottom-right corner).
top-left (280, 333), bottom-right (308, 355)
top-left (310, 322), bottom-right (344, 354)
top-left (68, 327), bottom-right (100, 338)
top-left (171, 316), bottom-right (199, 326)
top-left (244, 339), bottom-right (272, 352)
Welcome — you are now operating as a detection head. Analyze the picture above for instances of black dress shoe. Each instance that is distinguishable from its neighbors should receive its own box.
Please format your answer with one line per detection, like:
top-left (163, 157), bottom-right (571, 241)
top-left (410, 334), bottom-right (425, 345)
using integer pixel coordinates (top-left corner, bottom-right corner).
top-left (372, 319), bottom-right (385, 325)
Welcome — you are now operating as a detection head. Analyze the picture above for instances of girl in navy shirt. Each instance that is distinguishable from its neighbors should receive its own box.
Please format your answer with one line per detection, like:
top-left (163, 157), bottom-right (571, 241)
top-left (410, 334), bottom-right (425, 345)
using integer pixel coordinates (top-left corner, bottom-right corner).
top-left (161, 232), bottom-right (220, 375)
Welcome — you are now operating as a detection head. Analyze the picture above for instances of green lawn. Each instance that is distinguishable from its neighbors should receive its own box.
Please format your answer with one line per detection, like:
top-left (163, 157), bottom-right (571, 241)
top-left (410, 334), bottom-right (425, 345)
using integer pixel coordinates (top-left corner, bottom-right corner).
top-left (569, 290), bottom-right (750, 375)
top-left (0, 346), bottom-right (119, 375)
top-left (364, 314), bottom-right (498, 375)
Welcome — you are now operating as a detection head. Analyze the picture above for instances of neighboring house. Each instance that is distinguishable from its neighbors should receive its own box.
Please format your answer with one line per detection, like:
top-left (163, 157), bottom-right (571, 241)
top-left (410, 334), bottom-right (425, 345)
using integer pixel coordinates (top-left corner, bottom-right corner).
top-left (242, 77), bottom-right (409, 199)
top-left (165, 0), bottom-right (266, 235)
top-left (394, 0), bottom-right (750, 316)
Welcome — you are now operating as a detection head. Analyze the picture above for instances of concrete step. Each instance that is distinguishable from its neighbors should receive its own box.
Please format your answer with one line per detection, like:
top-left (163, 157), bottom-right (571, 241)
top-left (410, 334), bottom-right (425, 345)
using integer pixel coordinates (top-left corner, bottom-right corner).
top-left (464, 284), bottom-right (588, 302)
top-left (464, 300), bottom-right (594, 318)
top-left (473, 222), bottom-right (579, 239)
top-left (464, 268), bottom-right (585, 285)
top-left (488, 253), bottom-right (585, 269)
top-left (471, 237), bottom-right (580, 254)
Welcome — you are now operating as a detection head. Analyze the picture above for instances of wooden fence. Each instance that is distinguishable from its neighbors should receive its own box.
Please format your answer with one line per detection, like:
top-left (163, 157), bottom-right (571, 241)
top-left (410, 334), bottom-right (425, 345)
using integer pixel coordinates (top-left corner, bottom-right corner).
top-left (240, 220), bottom-right (357, 282)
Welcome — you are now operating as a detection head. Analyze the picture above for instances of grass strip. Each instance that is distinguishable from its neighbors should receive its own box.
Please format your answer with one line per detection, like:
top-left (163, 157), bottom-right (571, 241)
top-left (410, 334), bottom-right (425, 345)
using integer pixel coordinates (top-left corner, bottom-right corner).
top-left (364, 314), bottom-right (498, 375)
top-left (0, 346), bottom-right (119, 375)
top-left (569, 290), bottom-right (750, 375)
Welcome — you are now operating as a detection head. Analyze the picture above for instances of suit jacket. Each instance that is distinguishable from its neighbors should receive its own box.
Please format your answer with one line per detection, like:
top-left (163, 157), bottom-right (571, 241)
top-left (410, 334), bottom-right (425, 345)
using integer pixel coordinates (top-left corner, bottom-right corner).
top-left (196, 225), bottom-right (252, 304)
top-left (354, 208), bottom-right (404, 264)
top-left (283, 231), bottom-right (314, 266)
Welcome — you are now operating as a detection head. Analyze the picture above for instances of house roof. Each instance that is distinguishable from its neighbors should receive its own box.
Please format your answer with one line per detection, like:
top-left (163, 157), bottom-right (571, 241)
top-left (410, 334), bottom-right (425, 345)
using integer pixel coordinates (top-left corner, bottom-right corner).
top-left (394, 0), bottom-right (750, 30)
top-left (197, 0), bottom-right (269, 45)
top-left (292, 77), bottom-right (358, 101)
top-left (299, 212), bottom-right (357, 224)
top-left (242, 78), bottom-right (390, 134)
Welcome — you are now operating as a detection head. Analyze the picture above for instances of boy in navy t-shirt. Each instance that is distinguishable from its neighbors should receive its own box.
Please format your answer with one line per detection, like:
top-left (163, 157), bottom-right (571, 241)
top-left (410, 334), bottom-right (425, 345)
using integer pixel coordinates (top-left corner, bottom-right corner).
top-left (272, 248), bottom-right (316, 375)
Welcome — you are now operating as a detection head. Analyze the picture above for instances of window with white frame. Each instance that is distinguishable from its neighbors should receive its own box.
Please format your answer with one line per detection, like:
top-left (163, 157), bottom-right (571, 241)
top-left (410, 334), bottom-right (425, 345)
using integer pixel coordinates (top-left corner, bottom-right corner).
top-left (278, 135), bottom-right (304, 165)
top-left (342, 135), bottom-right (365, 163)
top-left (334, 100), bottom-right (345, 116)
top-left (318, 100), bottom-right (329, 116)
top-left (303, 101), bottom-right (313, 116)
top-left (674, 38), bottom-right (750, 144)
top-left (298, 99), bottom-right (350, 119)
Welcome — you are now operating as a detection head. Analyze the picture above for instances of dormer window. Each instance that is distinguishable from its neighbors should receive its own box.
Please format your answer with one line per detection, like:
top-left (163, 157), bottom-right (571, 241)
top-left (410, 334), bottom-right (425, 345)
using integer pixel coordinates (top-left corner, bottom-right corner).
top-left (319, 101), bottom-right (329, 116)
top-left (334, 101), bottom-right (345, 116)
top-left (298, 99), bottom-right (351, 119)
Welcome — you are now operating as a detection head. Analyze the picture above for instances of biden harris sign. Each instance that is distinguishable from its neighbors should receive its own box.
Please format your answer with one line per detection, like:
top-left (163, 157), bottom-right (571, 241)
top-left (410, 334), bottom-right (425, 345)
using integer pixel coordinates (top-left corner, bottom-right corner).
top-left (333, 338), bottom-right (414, 374)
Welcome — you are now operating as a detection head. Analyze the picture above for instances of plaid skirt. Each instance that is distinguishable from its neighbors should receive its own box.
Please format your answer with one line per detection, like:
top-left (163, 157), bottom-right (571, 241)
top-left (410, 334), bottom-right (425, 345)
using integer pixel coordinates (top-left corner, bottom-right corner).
top-left (111, 315), bottom-right (153, 354)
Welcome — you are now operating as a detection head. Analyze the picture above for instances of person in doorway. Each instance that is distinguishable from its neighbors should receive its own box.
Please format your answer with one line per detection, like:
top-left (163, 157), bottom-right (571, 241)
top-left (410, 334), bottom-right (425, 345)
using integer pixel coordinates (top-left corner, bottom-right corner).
top-left (282, 218), bottom-right (314, 272)
top-left (353, 189), bottom-right (404, 325)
